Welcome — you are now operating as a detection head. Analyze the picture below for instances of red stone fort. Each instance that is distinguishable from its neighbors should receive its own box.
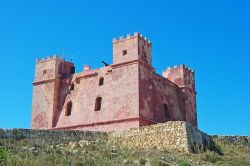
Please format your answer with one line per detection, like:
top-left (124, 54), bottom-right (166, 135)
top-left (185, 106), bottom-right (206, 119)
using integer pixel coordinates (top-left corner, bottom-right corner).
top-left (31, 32), bottom-right (197, 131)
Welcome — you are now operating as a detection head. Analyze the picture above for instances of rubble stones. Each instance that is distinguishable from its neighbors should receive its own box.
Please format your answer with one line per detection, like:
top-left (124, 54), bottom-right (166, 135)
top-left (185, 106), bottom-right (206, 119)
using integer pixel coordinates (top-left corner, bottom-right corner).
top-left (0, 129), bottom-right (107, 145)
top-left (108, 121), bottom-right (213, 153)
top-left (0, 121), bottom-right (219, 153)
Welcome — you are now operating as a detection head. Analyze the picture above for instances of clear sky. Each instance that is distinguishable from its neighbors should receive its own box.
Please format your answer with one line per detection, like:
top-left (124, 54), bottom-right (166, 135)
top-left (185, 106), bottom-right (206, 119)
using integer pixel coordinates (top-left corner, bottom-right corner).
top-left (0, 0), bottom-right (249, 135)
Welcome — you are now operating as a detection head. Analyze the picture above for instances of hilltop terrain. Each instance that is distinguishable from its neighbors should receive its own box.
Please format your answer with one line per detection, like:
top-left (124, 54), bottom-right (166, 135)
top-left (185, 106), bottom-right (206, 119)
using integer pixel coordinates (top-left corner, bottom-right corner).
top-left (0, 134), bottom-right (250, 166)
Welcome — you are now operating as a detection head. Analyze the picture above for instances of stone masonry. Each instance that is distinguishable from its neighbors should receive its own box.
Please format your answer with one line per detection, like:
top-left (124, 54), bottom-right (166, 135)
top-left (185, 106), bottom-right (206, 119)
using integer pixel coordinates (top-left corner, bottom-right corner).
top-left (31, 32), bottom-right (197, 131)
top-left (0, 121), bottom-right (213, 153)
top-left (108, 121), bottom-right (211, 153)
top-left (0, 128), bottom-right (107, 145)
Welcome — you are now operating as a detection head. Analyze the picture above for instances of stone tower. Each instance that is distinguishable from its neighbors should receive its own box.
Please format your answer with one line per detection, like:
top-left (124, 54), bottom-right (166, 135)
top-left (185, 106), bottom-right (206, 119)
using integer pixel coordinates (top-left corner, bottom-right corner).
top-left (163, 65), bottom-right (197, 126)
top-left (31, 32), bottom-right (197, 131)
top-left (113, 32), bottom-right (152, 65)
top-left (31, 55), bottom-right (74, 129)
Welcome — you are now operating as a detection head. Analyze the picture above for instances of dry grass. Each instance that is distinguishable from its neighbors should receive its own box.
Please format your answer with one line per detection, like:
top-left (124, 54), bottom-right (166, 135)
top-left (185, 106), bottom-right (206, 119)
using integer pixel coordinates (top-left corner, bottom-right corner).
top-left (0, 138), bottom-right (249, 166)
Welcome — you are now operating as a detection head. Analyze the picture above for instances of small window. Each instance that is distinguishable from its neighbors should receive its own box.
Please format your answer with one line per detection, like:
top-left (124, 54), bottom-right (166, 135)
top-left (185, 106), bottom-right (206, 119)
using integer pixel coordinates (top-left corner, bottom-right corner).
top-left (43, 70), bottom-right (47, 75)
top-left (71, 66), bottom-right (75, 74)
top-left (70, 84), bottom-right (74, 90)
top-left (122, 50), bottom-right (127, 56)
top-left (99, 77), bottom-right (104, 86)
top-left (65, 101), bottom-right (72, 116)
top-left (164, 103), bottom-right (169, 118)
top-left (95, 97), bottom-right (102, 111)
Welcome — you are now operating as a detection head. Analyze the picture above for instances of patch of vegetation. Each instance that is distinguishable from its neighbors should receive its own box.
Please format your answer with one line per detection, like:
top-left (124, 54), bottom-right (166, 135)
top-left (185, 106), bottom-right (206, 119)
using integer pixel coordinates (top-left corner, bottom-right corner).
top-left (201, 151), bottom-right (221, 163)
top-left (0, 148), bottom-right (8, 165)
top-left (178, 161), bottom-right (191, 166)
top-left (0, 138), bottom-right (249, 165)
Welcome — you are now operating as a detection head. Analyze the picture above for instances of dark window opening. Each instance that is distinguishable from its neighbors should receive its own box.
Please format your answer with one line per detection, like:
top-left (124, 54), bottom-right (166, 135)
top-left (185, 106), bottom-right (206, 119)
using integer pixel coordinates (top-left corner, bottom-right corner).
top-left (75, 77), bottom-right (80, 84)
top-left (71, 66), bottom-right (75, 74)
top-left (164, 103), bottom-right (169, 118)
top-left (95, 97), bottom-right (102, 111)
top-left (65, 101), bottom-right (72, 116)
top-left (99, 77), bottom-right (104, 86)
top-left (70, 84), bottom-right (74, 90)
top-left (143, 51), bottom-right (147, 58)
top-left (122, 50), bottom-right (127, 56)
top-left (43, 70), bottom-right (47, 75)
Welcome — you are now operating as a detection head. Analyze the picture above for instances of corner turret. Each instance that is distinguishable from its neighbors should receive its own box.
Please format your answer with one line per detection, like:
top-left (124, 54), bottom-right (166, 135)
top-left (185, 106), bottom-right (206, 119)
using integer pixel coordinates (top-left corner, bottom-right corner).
top-left (34, 55), bottom-right (75, 83)
top-left (32, 55), bottom-right (75, 129)
top-left (113, 32), bottom-right (152, 65)
top-left (163, 64), bottom-right (197, 127)
top-left (163, 64), bottom-right (195, 92)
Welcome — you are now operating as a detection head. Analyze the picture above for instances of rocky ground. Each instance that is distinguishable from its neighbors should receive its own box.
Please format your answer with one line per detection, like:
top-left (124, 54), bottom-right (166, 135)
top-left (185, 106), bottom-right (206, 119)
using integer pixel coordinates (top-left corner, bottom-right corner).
top-left (0, 136), bottom-right (250, 166)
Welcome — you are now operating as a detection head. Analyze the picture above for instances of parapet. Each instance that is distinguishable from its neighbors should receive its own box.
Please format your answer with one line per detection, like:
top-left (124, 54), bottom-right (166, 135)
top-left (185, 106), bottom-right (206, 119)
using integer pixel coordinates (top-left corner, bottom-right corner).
top-left (112, 32), bottom-right (152, 46)
top-left (35, 54), bottom-right (60, 64)
top-left (165, 64), bottom-right (194, 74)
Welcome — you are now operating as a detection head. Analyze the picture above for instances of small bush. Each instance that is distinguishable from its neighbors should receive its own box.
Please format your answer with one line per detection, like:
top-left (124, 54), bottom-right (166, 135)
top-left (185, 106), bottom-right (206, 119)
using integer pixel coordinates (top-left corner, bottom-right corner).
top-left (0, 148), bottom-right (8, 163)
top-left (139, 158), bottom-right (147, 165)
top-left (178, 161), bottom-right (191, 166)
top-left (211, 142), bottom-right (223, 155)
top-left (204, 151), bottom-right (220, 163)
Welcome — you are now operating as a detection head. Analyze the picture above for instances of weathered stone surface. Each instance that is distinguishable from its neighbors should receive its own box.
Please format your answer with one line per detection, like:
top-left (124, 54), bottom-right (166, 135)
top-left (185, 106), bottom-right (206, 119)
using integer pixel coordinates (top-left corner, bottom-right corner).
top-left (0, 128), bottom-right (107, 144)
top-left (1, 122), bottom-right (216, 153)
top-left (211, 135), bottom-right (250, 147)
top-left (108, 121), bottom-right (212, 153)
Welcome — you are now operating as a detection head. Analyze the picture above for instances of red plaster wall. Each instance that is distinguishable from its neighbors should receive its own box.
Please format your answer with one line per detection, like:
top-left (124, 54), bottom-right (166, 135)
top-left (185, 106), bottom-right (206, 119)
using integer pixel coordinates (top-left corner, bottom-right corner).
top-left (32, 82), bottom-right (53, 129)
top-left (53, 119), bottom-right (140, 132)
top-left (53, 62), bottom-right (140, 131)
top-left (162, 65), bottom-right (197, 126)
top-left (32, 56), bottom-right (74, 129)
top-left (113, 35), bottom-right (139, 65)
top-left (113, 32), bottom-right (152, 66)
top-left (139, 64), bottom-right (185, 125)
top-left (32, 56), bottom-right (61, 129)
top-left (138, 36), bottom-right (152, 66)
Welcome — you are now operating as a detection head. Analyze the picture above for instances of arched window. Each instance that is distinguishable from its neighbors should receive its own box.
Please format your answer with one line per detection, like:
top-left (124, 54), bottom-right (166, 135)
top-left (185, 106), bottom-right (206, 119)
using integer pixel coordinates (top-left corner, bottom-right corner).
top-left (95, 97), bottom-right (102, 111)
top-left (99, 77), bottom-right (104, 86)
top-left (164, 103), bottom-right (169, 118)
top-left (71, 66), bottom-right (75, 74)
top-left (43, 69), bottom-right (47, 75)
top-left (70, 84), bottom-right (74, 90)
top-left (122, 50), bottom-right (127, 56)
top-left (65, 101), bottom-right (72, 116)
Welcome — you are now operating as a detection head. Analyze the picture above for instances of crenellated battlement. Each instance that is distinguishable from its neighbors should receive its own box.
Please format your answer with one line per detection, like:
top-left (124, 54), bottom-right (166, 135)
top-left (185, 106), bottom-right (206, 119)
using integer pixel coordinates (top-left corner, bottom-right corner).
top-left (112, 32), bottom-right (151, 46)
top-left (163, 64), bottom-right (196, 93)
top-left (35, 54), bottom-right (60, 64)
top-left (165, 64), bottom-right (194, 74)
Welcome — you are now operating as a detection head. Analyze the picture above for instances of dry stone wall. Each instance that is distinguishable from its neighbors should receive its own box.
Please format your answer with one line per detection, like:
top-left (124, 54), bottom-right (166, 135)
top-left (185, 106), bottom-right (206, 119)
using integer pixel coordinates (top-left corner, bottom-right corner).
top-left (211, 135), bottom-right (250, 147)
top-left (0, 121), bottom-right (213, 153)
top-left (0, 129), bottom-right (107, 145)
top-left (108, 121), bottom-right (212, 153)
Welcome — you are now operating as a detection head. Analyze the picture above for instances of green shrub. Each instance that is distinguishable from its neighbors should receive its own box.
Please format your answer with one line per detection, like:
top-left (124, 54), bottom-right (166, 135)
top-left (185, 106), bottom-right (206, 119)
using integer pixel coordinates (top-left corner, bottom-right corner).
top-left (204, 151), bottom-right (220, 163)
top-left (139, 158), bottom-right (147, 165)
top-left (0, 148), bottom-right (8, 163)
top-left (211, 142), bottom-right (223, 155)
top-left (178, 161), bottom-right (191, 166)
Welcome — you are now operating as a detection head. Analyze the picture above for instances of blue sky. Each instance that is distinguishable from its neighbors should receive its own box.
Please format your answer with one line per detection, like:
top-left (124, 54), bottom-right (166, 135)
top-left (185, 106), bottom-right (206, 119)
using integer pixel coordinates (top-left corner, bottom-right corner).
top-left (0, 0), bottom-right (249, 135)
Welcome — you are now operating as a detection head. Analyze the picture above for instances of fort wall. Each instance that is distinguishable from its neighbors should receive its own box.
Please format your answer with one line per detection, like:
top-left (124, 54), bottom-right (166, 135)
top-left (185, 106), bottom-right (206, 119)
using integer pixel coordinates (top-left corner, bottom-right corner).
top-left (52, 61), bottom-right (140, 131)
top-left (139, 63), bottom-right (183, 125)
